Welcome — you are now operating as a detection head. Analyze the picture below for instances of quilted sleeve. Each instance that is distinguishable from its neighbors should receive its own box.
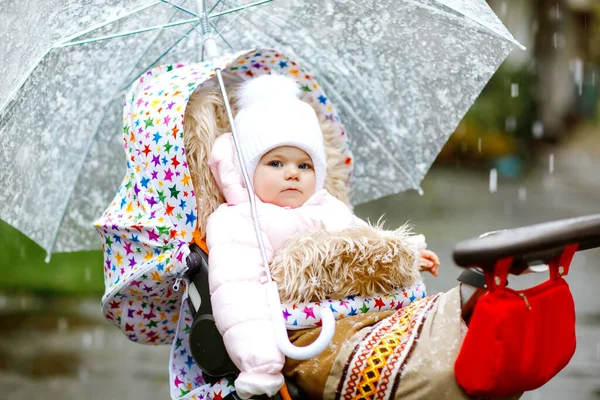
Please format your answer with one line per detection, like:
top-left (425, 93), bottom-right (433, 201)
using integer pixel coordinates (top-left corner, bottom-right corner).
top-left (206, 205), bottom-right (284, 398)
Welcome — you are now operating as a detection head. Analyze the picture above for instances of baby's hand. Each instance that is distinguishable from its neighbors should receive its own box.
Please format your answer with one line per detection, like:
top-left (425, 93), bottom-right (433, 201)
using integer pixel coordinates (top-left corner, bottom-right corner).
top-left (419, 249), bottom-right (440, 277)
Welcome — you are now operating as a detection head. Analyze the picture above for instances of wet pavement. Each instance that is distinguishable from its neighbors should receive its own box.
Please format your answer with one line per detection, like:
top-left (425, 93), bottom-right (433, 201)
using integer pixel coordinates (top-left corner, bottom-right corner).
top-left (1, 125), bottom-right (599, 400)
top-left (0, 296), bottom-right (171, 400)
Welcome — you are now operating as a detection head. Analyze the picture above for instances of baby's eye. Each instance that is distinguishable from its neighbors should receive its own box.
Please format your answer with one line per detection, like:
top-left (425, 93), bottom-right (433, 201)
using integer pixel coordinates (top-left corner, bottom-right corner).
top-left (298, 163), bottom-right (313, 170)
top-left (269, 160), bottom-right (283, 168)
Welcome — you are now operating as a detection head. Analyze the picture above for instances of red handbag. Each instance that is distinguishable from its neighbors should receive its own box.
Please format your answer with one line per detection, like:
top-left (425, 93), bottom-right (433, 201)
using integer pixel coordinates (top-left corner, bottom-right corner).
top-left (454, 244), bottom-right (578, 397)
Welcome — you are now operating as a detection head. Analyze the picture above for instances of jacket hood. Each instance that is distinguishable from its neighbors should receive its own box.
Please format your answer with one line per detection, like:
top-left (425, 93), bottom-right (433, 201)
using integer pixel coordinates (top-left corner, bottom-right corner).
top-left (208, 132), bottom-right (250, 206)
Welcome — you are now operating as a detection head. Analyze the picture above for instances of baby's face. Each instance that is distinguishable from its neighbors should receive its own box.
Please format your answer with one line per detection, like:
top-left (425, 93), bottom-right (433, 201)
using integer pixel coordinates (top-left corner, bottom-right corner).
top-left (253, 146), bottom-right (316, 208)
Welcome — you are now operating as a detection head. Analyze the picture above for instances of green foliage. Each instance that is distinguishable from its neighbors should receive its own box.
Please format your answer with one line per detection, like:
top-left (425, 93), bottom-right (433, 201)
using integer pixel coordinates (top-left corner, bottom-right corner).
top-left (436, 63), bottom-right (540, 175)
top-left (464, 63), bottom-right (538, 144)
top-left (0, 220), bottom-right (104, 297)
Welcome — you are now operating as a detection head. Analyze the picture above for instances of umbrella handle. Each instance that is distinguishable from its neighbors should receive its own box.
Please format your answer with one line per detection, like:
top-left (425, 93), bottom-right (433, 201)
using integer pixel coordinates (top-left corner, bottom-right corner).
top-left (265, 282), bottom-right (335, 360)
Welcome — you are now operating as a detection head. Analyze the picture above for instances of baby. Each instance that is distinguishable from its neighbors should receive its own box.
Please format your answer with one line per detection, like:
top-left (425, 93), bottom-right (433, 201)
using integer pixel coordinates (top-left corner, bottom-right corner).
top-left (205, 74), bottom-right (439, 398)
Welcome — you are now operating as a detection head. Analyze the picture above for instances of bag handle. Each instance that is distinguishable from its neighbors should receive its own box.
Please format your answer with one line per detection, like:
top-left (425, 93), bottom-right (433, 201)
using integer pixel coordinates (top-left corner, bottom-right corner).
top-left (484, 257), bottom-right (512, 291)
top-left (484, 243), bottom-right (580, 291)
top-left (549, 243), bottom-right (579, 280)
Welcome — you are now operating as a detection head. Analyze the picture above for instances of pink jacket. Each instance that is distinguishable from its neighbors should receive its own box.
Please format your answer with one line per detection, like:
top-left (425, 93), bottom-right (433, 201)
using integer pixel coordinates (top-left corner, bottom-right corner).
top-left (206, 133), bottom-right (360, 396)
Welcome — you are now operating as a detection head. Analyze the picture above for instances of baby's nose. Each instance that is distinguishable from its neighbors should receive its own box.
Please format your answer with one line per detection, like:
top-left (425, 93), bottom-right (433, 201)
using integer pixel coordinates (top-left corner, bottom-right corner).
top-left (285, 167), bottom-right (300, 180)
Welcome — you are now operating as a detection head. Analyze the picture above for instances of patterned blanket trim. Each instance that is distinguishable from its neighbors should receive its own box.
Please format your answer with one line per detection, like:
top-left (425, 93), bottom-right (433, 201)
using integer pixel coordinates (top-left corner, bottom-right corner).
top-left (335, 293), bottom-right (441, 400)
top-left (282, 281), bottom-right (427, 330)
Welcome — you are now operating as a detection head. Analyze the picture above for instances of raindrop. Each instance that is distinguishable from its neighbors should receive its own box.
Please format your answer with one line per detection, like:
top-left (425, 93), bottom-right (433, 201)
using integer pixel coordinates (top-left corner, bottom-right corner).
top-left (518, 186), bottom-right (527, 202)
top-left (552, 32), bottom-right (566, 49)
top-left (573, 58), bottom-right (583, 96)
top-left (44, 253), bottom-right (51, 263)
top-left (555, 2), bottom-right (561, 20)
top-left (84, 267), bottom-right (92, 282)
top-left (500, 1), bottom-right (507, 16)
top-left (478, 137), bottom-right (482, 153)
top-left (417, 187), bottom-right (424, 196)
top-left (0, 295), bottom-right (6, 309)
top-left (549, 153), bottom-right (554, 173)
top-left (511, 83), bottom-right (519, 97)
top-left (532, 121), bottom-right (544, 139)
top-left (592, 71), bottom-right (596, 87)
top-left (489, 168), bottom-right (498, 193)
top-left (505, 116), bottom-right (517, 132)
top-left (57, 318), bottom-right (68, 334)
top-left (82, 332), bottom-right (93, 348)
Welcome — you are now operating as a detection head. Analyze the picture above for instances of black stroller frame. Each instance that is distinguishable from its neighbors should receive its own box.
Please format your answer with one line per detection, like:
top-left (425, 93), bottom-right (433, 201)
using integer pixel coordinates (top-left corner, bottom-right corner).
top-left (185, 213), bottom-right (600, 399)
top-left (184, 244), bottom-right (304, 400)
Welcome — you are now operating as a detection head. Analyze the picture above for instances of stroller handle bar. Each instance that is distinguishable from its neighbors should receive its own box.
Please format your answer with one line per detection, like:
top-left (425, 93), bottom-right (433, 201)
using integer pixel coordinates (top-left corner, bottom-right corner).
top-left (266, 282), bottom-right (336, 360)
top-left (453, 213), bottom-right (600, 272)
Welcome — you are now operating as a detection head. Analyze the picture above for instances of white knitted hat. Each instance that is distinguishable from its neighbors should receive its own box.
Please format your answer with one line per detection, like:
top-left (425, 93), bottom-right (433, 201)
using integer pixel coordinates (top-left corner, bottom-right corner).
top-left (234, 74), bottom-right (326, 192)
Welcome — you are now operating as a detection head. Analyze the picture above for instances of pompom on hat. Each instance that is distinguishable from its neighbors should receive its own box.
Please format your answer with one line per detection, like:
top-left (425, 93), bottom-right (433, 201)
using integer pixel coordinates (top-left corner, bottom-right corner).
top-left (234, 74), bottom-right (327, 192)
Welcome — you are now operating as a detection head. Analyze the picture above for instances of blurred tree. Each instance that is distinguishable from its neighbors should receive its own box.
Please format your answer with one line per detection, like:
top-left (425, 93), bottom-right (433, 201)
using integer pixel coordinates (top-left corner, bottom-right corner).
top-left (437, 63), bottom-right (535, 177)
top-left (438, 0), bottom-right (599, 175)
top-left (533, 0), bottom-right (579, 141)
top-left (566, 0), bottom-right (600, 63)
top-left (566, 0), bottom-right (600, 120)
top-left (592, 3), bottom-right (600, 65)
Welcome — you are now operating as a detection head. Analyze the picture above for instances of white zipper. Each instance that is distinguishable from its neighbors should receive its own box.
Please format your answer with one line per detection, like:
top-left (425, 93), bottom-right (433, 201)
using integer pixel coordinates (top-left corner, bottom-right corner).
top-left (173, 275), bottom-right (185, 292)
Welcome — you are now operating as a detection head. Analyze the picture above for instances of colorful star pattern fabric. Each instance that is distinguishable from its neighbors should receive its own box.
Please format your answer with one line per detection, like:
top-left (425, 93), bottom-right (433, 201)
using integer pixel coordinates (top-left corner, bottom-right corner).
top-left (169, 291), bottom-right (235, 399)
top-left (282, 281), bottom-right (426, 330)
top-left (95, 48), bottom-right (352, 399)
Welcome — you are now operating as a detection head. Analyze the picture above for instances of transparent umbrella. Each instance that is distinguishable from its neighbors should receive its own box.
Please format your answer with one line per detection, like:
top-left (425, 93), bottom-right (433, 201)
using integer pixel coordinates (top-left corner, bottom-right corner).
top-left (0, 0), bottom-right (523, 258)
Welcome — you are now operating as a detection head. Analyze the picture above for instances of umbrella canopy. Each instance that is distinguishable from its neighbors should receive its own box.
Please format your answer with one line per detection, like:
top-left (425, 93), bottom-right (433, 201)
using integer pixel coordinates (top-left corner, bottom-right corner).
top-left (0, 0), bottom-right (523, 256)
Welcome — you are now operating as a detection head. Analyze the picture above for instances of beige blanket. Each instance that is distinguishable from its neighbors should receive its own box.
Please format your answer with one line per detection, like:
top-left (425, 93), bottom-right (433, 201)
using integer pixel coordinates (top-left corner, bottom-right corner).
top-left (284, 287), bottom-right (522, 400)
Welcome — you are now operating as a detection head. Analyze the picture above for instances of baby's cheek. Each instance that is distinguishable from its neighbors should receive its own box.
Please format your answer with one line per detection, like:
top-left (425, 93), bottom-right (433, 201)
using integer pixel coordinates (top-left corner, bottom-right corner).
top-left (254, 173), bottom-right (276, 201)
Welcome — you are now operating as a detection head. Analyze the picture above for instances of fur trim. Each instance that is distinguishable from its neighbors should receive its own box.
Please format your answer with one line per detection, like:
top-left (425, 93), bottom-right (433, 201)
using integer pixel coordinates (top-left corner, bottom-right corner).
top-left (183, 83), bottom-right (352, 239)
top-left (270, 222), bottom-right (421, 304)
top-left (183, 86), bottom-right (233, 237)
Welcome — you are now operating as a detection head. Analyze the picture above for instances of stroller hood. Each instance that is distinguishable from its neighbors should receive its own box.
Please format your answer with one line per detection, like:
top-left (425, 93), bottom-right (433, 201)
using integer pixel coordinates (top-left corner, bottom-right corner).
top-left (95, 48), bottom-right (351, 399)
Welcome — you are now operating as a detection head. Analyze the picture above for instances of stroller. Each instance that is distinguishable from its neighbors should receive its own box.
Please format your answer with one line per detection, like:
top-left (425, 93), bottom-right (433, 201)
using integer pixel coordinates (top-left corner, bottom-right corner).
top-left (95, 48), bottom-right (600, 400)
top-left (186, 213), bottom-right (600, 400)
